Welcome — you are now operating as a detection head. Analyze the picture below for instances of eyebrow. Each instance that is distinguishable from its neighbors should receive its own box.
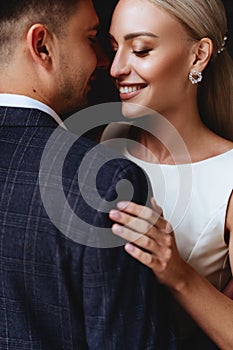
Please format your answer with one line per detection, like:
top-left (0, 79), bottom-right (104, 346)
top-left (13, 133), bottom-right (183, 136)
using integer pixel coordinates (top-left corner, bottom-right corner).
top-left (109, 32), bottom-right (158, 41)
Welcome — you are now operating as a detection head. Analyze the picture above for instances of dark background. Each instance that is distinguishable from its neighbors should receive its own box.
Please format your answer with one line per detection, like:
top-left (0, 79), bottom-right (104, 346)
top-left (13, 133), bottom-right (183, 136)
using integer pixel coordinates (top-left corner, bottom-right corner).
top-left (89, 0), bottom-right (233, 106)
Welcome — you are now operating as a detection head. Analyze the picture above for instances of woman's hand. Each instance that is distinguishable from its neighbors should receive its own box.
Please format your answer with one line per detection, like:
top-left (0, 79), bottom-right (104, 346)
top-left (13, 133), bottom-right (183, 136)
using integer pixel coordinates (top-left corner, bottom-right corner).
top-left (110, 199), bottom-right (233, 349)
top-left (109, 198), bottom-right (187, 289)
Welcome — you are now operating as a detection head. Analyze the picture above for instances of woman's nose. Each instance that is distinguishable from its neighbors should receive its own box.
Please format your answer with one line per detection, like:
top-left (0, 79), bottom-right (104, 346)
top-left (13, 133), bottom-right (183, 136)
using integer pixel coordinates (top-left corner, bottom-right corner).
top-left (110, 50), bottom-right (131, 78)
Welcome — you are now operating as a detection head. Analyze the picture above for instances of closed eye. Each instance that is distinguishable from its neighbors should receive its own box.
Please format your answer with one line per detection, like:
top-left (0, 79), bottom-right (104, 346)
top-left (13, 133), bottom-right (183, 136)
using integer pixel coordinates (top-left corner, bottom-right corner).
top-left (133, 49), bottom-right (152, 57)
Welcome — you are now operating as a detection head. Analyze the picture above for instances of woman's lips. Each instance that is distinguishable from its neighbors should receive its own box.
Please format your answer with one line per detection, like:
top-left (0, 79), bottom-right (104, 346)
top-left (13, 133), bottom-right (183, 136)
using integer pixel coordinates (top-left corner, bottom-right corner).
top-left (118, 84), bottom-right (148, 100)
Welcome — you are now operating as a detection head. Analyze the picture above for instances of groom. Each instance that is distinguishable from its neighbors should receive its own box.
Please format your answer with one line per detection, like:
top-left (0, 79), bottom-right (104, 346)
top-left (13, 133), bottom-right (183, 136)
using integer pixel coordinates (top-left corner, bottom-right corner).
top-left (0, 0), bottom-right (175, 349)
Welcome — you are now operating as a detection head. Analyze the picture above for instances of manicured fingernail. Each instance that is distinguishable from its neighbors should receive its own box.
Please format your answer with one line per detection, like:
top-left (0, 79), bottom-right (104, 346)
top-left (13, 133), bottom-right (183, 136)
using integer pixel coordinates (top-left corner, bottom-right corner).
top-left (125, 243), bottom-right (135, 252)
top-left (112, 224), bottom-right (124, 234)
top-left (109, 210), bottom-right (121, 219)
top-left (117, 201), bottom-right (129, 210)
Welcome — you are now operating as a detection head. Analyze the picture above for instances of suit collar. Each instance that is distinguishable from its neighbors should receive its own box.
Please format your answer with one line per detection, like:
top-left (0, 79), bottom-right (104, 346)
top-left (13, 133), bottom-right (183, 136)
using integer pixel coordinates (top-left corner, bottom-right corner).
top-left (0, 94), bottom-right (66, 129)
top-left (0, 106), bottom-right (62, 128)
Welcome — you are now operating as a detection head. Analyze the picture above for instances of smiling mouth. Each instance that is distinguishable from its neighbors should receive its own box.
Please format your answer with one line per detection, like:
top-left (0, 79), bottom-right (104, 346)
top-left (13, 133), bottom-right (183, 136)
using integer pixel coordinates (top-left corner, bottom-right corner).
top-left (119, 84), bottom-right (147, 94)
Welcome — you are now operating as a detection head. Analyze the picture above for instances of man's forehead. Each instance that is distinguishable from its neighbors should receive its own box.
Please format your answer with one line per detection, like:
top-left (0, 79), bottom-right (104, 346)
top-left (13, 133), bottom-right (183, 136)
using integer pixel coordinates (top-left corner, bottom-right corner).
top-left (72, 0), bottom-right (99, 31)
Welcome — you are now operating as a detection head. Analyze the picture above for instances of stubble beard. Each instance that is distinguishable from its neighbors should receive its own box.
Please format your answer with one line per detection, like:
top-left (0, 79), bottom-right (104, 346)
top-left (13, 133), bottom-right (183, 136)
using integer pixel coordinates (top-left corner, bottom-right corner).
top-left (59, 75), bottom-right (88, 116)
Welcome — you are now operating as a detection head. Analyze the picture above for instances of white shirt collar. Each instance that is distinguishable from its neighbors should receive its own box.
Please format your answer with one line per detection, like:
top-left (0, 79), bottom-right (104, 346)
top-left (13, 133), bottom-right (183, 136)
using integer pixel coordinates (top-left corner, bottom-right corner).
top-left (0, 94), bottom-right (67, 129)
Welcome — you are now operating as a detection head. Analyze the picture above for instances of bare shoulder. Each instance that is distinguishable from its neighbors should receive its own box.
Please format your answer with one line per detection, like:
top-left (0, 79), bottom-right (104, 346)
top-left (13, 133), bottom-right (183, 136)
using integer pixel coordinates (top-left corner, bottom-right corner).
top-left (201, 131), bottom-right (233, 160)
top-left (227, 193), bottom-right (233, 230)
top-left (227, 193), bottom-right (233, 257)
top-left (212, 135), bottom-right (233, 154)
top-left (224, 135), bottom-right (233, 238)
top-left (224, 137), bottom-right (233, 268)
top-left (227, 194), bottom-right (233, 275)
top-left (222, 139), bottom-right (233, 151)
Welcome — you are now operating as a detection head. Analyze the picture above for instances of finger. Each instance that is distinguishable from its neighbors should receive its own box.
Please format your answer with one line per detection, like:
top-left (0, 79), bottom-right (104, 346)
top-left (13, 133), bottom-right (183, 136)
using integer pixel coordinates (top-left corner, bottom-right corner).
top-left (112, 223), bottom-right (144, 242)
top-left (150, 198), bottom-right (174, 234)
top-left (150, 197), bottom-right (163, 216)
top-left (110, 210), bottom-right (153, 234)
top-left (165, 222), bottom-right (174, 234)
top-left (109, 206), bottom-right (169, 234)
top-left (124, 243), bottom-right (168, 272)
top-left (112, 224), bottom-right (172, 259)
top-left (146, 227), bottom-right (172, 247)
top-left (116, 201), bottom-right (164, 227)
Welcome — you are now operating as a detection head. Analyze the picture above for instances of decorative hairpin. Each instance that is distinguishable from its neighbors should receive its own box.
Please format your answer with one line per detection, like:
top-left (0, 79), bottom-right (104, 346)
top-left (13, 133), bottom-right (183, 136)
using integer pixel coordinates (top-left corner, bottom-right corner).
top-left (217, 35), bottom-right (227, 54)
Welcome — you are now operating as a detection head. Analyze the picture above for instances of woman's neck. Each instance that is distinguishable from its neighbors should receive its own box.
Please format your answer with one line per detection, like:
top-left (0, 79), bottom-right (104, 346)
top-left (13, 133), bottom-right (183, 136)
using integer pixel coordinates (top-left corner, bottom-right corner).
top-left (127, 113), bottom-right (232, 165)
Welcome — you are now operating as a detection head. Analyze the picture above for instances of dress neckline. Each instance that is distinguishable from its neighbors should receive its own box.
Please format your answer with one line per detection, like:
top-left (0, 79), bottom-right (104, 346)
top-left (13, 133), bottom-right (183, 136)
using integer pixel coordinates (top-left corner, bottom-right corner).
top-left (125, 147), bottom-right (233, 168)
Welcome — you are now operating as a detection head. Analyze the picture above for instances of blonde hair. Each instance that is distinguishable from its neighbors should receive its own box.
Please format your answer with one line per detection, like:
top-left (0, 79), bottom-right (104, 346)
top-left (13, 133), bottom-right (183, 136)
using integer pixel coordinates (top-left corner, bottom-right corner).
top-left (149, 0), bottom-right (233, 141)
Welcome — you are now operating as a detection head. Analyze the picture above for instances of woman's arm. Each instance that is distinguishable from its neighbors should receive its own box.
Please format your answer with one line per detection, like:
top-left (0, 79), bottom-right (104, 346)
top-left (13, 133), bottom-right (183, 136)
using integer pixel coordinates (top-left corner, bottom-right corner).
top-left (109, 197), bottom-right (233, 350)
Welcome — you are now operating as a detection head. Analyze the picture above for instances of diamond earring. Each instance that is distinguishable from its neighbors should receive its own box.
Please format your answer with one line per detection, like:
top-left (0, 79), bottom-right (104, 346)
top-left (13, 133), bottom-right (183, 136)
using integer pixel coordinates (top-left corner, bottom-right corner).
top-left (189, 69), bottom-right (203, 84)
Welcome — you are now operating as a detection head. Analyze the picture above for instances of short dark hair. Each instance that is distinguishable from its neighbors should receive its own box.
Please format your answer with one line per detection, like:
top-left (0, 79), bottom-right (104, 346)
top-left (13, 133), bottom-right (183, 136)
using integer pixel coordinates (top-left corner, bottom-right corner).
top-left (0, 0), bottom-right (80, 62)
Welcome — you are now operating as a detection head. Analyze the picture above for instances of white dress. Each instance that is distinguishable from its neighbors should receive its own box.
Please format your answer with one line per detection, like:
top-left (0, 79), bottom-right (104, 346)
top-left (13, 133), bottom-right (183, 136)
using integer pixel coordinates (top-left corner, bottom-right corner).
top-left (101, 123), bottom-right (233, 291)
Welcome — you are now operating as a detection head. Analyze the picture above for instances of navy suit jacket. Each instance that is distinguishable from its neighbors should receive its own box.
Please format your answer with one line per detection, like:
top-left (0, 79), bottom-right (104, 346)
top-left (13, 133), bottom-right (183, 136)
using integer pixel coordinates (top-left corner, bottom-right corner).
top-left (0, 106), bottom-right (176, 349)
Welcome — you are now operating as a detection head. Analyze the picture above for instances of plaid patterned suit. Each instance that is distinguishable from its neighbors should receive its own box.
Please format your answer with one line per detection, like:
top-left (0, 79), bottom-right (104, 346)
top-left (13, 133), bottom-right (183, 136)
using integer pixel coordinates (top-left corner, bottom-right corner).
top-left (0, 106), bottom-right (176, 350)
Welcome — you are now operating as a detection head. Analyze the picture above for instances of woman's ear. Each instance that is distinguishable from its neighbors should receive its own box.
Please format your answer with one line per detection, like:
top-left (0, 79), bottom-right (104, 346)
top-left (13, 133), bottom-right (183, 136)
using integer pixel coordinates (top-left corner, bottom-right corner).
top-left (26, 24), bottom-right (53, 68)
top-left (191, 37), bottom-right (213, 72)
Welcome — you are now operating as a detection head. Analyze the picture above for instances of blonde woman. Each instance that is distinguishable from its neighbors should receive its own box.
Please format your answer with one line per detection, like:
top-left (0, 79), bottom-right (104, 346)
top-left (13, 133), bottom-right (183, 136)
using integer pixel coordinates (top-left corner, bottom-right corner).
top-left (103, 0), bottom-right (233, 348)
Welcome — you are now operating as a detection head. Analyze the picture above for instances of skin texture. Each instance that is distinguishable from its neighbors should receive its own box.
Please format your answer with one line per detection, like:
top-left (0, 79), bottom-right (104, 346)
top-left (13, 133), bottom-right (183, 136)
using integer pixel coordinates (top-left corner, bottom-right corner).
top-left (0, 0), bottom-right (104, 115)
top-left (110, 0), bottom-right (194, 118)
top-left (109, 0), bottom-right (233, 348)
top-left (110, 196), bottom-right (233, 350)
top-left (109, 0), bottom-right (232, 164)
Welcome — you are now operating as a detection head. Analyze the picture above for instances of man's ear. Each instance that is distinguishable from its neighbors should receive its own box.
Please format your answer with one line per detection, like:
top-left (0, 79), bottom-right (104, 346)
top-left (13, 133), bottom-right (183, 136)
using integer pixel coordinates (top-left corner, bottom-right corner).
top-left (26, 24), bottom-right (53, 67)
top-left (190, 38), bottom-right (213, 72)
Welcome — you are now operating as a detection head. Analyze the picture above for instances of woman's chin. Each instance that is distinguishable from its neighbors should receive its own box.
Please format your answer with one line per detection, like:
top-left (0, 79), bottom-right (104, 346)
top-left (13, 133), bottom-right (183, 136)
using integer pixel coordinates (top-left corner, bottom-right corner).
top-left (121, 101), bottom-right (151, 119)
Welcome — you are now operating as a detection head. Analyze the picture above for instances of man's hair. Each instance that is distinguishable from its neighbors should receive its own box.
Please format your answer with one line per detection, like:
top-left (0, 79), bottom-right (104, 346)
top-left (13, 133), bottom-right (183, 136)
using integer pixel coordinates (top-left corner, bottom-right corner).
top-left (0, 0), bottom-right (80, 62)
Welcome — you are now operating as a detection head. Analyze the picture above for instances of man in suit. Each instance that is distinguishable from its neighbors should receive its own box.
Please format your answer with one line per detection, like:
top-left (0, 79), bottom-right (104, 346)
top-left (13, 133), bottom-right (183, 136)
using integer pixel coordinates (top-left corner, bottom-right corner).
top-left (0, 0), bottom-right (175, 349)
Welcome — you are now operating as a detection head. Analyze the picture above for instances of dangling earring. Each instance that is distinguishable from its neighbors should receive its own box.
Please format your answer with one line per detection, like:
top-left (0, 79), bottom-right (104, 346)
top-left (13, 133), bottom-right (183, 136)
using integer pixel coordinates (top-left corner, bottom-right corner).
top-left (189, 69), bottom-right (203, 84)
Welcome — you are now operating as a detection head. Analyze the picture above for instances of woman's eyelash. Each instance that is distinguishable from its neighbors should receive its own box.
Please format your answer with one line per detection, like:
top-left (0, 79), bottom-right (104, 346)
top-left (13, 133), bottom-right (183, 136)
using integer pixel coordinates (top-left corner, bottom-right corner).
top-left (109, 47), bottom-right (152, 57)
top-left (133, 49), bottom-right (152, 56)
